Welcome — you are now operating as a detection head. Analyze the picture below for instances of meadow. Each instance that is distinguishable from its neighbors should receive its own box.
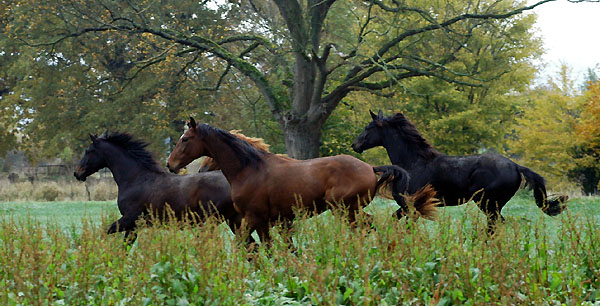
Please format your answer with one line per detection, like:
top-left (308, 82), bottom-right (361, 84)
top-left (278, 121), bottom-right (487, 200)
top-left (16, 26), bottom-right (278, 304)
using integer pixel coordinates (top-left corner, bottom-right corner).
top-left (0, 192), bottom-right (599, 305)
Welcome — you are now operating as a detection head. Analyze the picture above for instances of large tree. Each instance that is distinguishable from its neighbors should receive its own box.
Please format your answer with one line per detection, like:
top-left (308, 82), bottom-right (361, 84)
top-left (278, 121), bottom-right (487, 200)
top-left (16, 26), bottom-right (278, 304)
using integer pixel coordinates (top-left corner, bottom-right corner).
top-left (9, 0), bottom-right (595, 159)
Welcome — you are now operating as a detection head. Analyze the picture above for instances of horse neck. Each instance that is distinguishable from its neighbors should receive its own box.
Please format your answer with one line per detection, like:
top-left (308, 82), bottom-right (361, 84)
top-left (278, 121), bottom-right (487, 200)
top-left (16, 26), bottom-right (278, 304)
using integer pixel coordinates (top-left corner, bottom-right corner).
top-left (100, 144), bottom-right (156, 188)
top-left (202, 132), bottom-right (255, 181)
top-left (381, 127), bottom-right (431, 171)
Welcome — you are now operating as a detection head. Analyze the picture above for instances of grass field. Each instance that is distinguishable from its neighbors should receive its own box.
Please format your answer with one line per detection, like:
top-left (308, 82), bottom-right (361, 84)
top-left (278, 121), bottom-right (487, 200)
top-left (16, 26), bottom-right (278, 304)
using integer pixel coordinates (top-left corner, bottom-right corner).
top-left (1, 192), bottom-right (599, 305)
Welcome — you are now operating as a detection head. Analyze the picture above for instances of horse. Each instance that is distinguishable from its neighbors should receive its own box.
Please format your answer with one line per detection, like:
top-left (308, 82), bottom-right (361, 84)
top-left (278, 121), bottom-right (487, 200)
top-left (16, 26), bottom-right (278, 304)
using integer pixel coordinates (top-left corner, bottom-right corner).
top-left (351, 110), bottom-right (568, 233)
top-left (197, 130), bottom-right (292, 172)
top-left (166, 118), bottom-right (438, 245)
top-left (73, 132), bottom-right (242, 243)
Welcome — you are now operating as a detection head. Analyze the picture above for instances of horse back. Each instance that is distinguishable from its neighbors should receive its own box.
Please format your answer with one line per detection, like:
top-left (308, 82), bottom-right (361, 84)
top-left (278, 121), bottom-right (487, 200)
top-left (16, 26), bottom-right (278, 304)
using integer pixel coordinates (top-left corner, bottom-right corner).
top-left (231, 154), bottom-right (376, 219)
top-left (271, 155), bottom-right (375, 208)
top-left (117, 171), bottom-right (232, 220)
top-left (422, 153), bottom-right (520, 205)
top-left (172, 171), bottom-right (233, 217)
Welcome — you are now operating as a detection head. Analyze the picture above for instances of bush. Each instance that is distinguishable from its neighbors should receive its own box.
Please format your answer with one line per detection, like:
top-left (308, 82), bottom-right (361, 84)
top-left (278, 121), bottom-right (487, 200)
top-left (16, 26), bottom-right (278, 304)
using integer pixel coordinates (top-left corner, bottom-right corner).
top-left (0, 176), bottom-right (117, 201)
top-left (0, 181), bottom-right (35, 201)
top-left (33, 183), bottom-right (61, 201)
top-left (91, 181), bottom-right (117, 201)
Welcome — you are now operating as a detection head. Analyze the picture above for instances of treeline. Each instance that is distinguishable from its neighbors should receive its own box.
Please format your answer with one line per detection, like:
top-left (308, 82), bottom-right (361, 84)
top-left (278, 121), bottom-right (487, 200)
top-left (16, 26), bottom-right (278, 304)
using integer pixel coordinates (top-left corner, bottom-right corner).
top-left (0, 0), bottom-right (598, 192)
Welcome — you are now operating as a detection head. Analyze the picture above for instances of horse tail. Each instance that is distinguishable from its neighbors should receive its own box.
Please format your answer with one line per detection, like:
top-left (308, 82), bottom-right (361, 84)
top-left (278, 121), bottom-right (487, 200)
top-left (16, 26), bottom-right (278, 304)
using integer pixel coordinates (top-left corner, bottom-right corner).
top-left (373, 165), bottom-right (409, 198)
top-left (518, 165), bottom-right (567, 216)
top-left (373, 166), bottom-right (438, 220)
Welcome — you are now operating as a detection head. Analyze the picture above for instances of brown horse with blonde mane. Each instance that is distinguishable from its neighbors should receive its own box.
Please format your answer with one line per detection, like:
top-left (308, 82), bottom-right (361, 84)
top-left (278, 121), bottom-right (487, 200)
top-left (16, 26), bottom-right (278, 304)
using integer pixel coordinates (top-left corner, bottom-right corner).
top-left (167, 118), bottom-right (438, 244)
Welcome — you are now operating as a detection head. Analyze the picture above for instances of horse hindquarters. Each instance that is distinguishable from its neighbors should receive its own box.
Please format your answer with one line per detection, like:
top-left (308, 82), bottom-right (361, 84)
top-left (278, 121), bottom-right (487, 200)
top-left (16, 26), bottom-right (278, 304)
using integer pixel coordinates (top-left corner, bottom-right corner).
top-left (373, 165), bottom-right (438, 220)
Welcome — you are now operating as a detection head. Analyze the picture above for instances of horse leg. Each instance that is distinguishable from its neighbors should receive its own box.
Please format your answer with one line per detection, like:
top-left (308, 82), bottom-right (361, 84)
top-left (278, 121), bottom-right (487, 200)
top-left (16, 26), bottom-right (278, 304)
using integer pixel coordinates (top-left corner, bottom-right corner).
top-left (392, 193), bottom-right (410, 219)
top-left (239, 213), bottom-right (271, 251)
top-left (480, 198), bottom-right (506, 236)
top-left (277, 219), bottom-right (296, 251)
top-left (124, 230), bottom-right (138, 245)
top-left (107, 215), bottom-right (139, 244)
top-left (254, 221), bottom-right (271, 247)
top-left (226, 213), bottom-right (256, 244)
top-left (345, 195), bottom-right (375, 229)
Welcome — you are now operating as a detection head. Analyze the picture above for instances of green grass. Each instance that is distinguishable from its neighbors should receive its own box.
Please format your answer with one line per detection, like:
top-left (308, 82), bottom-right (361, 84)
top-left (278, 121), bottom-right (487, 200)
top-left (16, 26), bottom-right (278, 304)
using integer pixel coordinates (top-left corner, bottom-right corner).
top-left (0, 201), bottom-right (117, 228)
top-left (0, 192), bottom-right (599, 305)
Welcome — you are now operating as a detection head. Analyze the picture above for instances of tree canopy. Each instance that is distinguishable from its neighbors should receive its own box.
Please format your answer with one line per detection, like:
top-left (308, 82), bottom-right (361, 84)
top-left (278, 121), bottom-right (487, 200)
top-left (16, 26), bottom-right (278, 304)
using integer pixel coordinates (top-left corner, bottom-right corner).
top-left (1, 0), bottom-right (599, 194)
top-left (4, 0), bottom-right (576, 160)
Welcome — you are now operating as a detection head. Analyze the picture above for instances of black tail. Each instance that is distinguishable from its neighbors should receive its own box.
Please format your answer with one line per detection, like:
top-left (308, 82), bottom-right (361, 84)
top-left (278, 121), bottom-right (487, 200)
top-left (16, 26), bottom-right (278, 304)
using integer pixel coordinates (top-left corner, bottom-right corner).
top-left (518, 166), bottom-right (567, 216)
top-left (373, 165), bottom-right (438, 220)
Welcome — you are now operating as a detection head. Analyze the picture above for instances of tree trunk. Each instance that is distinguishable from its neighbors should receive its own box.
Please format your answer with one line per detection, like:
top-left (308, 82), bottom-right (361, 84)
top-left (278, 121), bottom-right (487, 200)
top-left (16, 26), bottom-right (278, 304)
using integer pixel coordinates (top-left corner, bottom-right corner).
top-left (284, 119), bottom-right (323, 159)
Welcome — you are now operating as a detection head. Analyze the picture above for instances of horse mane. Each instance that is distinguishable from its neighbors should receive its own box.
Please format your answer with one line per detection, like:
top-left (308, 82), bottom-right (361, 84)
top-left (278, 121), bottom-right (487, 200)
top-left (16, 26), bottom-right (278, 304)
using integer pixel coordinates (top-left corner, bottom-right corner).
top-left (230, 130), bottom-right (272, 152)
top-left (101, 132), bottom-right (166, 173)
top-left (199, 130), bottom-right (272, 171)
top-left (198, 124), bottom-right (268, 169)
top-left (384, 113), bottom-right (441, 159)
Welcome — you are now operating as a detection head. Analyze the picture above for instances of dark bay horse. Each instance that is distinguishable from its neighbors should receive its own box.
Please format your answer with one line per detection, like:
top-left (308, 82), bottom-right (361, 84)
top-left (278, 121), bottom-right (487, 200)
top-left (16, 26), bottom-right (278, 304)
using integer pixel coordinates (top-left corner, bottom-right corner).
top-left (74, 133), bottom-right (241, 243)
top-left (167, 118), bottom-right (438, 244)
top-left (352, 111), bottom-right (567, 232)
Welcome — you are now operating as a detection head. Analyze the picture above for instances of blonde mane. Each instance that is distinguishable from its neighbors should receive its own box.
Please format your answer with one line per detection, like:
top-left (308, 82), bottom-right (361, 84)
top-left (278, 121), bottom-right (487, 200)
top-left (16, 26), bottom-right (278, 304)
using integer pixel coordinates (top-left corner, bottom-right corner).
top-left (229, 130), bottom-right (271, 152)
top-left (199, 130), bottom-right (290, 172)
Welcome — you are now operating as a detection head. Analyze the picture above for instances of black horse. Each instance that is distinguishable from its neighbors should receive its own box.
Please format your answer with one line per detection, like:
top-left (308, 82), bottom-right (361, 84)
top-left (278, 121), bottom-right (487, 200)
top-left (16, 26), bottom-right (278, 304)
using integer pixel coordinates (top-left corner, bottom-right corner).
top-left (74, 133), bottom-right (241, 243)
top-left (352, 111), bottom-right (567, 232)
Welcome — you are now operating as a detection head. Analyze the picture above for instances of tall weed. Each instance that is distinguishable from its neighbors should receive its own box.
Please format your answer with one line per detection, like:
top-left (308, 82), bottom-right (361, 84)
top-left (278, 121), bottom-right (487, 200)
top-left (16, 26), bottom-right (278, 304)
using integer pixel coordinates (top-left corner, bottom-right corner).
top-left (0, 201), bottom-right (598, 304)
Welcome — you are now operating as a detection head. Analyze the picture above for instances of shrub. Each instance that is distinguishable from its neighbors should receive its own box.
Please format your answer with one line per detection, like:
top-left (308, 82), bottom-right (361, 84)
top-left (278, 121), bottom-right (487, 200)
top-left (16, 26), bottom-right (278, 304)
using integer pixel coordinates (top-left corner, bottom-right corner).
top-left (91, 180), bottom-right (117, 201)
top-left (33, 183), bottom-right (61, 201)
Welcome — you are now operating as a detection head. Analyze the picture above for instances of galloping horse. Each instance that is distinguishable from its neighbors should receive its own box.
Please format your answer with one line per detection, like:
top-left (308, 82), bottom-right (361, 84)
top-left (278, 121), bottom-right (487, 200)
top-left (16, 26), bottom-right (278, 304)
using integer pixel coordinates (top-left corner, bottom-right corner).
top-left (352, 111), bottom-right (567, 232)
top-left (74, 133), bottom-right (241, 243)
top-left (167, 118), bottom-right (438, 244)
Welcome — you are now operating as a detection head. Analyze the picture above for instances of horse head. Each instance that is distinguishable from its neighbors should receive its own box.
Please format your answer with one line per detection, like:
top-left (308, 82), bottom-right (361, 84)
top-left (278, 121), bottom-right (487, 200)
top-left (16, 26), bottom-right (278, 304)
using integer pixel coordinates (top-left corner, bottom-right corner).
top-left (74, 134), bottom-right (107, 181)
top-left (167, 117), bottom-right (209, 173)
top-left (351, 110), bottom-right (385, 153)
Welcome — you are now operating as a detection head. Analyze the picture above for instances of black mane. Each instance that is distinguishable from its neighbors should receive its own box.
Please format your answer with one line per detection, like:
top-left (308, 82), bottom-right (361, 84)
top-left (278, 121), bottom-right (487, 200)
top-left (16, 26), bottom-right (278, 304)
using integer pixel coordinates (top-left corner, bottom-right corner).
top-left (101, 132), bottom-right (166, 173)
top-left (384, 113), bottom-right (441, 160)
top-left (197, 124), bottom-right (267, 168)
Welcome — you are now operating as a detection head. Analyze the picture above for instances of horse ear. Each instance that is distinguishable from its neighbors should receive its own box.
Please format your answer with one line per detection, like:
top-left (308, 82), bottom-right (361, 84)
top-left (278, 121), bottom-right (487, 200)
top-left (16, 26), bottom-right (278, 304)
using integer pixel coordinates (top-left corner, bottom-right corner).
top-left (369, 110), bottom-right (378, 121)
top-left (377, 110), bottom-right (384, 119)
top-left (188, 117), bottom-right (197, 129)
top-left (89, 134), bottom-right (97, 143)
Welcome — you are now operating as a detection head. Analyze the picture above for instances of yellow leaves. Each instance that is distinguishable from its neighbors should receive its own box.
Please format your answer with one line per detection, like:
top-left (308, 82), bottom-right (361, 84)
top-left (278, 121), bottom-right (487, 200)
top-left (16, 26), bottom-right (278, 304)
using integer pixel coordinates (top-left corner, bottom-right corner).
top-left (508, 70), bottom-right (590, 191)
top-left (576, 81), bottom-right (600, 151)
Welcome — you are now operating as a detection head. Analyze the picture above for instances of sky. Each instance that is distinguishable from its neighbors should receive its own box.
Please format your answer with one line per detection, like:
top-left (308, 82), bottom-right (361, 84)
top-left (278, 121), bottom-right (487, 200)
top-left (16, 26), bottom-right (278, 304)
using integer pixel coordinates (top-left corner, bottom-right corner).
top-left (528, 0), bottom-right (600, 82)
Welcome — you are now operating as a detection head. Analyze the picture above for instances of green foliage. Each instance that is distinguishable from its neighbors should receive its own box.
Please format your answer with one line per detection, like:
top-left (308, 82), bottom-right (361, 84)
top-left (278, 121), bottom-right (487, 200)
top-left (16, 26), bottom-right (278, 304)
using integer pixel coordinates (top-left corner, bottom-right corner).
top-left (320, 102), bottom-right (366, 157)
top-left (574, 79), bottom-right (600, 193)
top-left (1, 0), bottom-right (552, 160)
top-left (340, 0), bottom-right (541, 157)
top-left (0, 0), bottom-right (285, 161)
top-left (508, 65), bottom-right (584, 191)
top-left (1, 196), bottom-right (600, 304)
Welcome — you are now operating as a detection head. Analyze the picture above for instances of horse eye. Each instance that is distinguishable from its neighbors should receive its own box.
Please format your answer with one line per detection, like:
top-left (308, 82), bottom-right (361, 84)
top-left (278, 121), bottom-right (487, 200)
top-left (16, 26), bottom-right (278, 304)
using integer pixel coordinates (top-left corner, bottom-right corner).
top-left (181, 137), bottom-right (189, 143)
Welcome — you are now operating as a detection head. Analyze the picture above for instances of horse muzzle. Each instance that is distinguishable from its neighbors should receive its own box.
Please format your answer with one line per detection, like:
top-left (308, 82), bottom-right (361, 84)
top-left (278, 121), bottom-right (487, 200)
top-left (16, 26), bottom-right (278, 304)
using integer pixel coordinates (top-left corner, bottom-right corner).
top-left (73, 168), bottom-right (86, 181)
top-left (351, 142), bottom-right (363, 153)
top-left (166, 162), bottom-right (180, 174)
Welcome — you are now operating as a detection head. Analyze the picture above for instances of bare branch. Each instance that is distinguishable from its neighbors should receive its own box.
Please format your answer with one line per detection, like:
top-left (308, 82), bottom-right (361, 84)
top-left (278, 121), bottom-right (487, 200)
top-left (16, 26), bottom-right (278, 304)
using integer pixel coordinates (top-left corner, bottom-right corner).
top-left (345, 0), bottom-right (556, 81)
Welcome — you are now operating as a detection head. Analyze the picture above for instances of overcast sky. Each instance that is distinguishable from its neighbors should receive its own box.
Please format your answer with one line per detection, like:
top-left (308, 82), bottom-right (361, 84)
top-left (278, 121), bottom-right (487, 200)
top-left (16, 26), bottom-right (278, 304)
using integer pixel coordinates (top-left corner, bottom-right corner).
top-left (528, 0), bottom-right (600, 81)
